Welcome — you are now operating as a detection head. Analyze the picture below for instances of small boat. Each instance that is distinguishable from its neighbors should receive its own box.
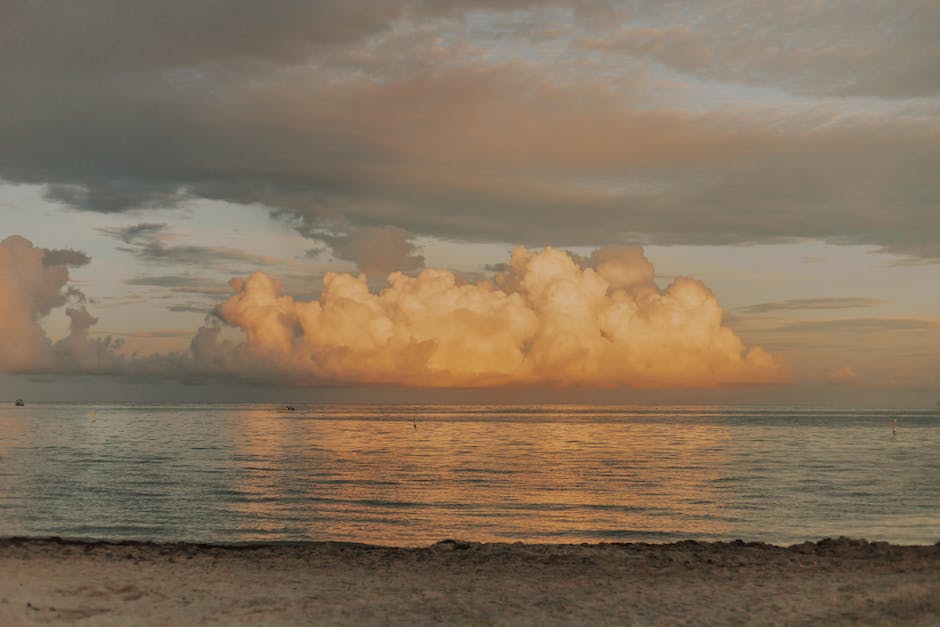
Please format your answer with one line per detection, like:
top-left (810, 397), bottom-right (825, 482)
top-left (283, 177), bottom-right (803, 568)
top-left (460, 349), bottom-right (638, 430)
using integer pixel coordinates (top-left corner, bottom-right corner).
top-left (14, 399), bottom-right (24, 407)
top-left (276, 405), bottom-right (296, 413)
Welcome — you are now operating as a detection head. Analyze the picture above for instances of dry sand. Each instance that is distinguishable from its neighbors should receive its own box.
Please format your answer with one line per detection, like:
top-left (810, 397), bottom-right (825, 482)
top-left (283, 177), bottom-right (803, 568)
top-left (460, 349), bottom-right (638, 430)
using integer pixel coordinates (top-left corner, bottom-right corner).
top-left (1, 537), bottom-right (938, 625)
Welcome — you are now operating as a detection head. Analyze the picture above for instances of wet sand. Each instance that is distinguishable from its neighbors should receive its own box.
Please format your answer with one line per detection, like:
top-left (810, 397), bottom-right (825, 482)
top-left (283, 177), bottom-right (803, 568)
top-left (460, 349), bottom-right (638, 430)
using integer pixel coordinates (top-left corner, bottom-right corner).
top-left (1, 536), bottom-right (938, 625)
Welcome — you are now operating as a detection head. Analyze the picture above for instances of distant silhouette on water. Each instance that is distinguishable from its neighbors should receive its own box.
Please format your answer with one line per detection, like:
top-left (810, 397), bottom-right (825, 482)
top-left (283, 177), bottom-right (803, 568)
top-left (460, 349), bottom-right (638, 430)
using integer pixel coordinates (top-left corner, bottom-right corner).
top-left (413, 416), bottom-right (417, 429)
top-left (893, 418), bottom-right (897, 436)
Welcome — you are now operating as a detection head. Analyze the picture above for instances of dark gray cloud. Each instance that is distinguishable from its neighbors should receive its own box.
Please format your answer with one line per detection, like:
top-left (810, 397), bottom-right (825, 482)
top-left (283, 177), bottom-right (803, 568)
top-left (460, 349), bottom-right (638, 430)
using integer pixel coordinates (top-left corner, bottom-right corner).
top-left (125, 275), bottom-right (230, 294)
top-left (618, 0), bottom-right (940, 98)
top-left (126, 275), bottom-right (207, 288)
top-left (0, 0), bottom-right (542, 78)
top-left (99, 223), bottom-right (170, 244)
top-left (167, 303), bottom-right (214, 314)
top-left (318, 225), bottom-right (425, 276)
top-left (1, 1), bottom-right (938, 261)
top-left (101, 329), bottom-right (193, 339)
top-left (130, 241), bottom-right (279, 268)
top-left (737, 297), bottom-right (886, 315)
top-left (100, 223), bottom-right (279, 269)
top-left (286, 214), bottom-right (426, 274)
top-left (42, 248), bottom-right (92, 268)
top-left (770, 318), bottom-right (939, 334)
top-left (0, 1), bottom-right (395, 78)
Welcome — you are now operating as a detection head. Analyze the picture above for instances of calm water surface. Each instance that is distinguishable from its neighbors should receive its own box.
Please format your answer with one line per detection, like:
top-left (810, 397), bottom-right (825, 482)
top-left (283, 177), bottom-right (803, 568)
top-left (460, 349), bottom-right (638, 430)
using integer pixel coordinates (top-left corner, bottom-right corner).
top-left (0, 404), bottom-right (937, 546)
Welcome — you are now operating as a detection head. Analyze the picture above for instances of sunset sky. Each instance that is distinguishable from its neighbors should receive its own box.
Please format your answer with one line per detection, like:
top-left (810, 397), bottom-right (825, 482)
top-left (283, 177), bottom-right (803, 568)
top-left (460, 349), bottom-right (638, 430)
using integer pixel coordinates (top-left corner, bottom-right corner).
top-left (1, 1), bottom-right (938, 405)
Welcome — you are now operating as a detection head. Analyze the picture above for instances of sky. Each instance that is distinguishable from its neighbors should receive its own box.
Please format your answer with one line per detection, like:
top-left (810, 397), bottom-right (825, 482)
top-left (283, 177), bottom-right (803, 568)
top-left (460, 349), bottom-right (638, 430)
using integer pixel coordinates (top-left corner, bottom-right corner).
top-left (1, 0), bottom-right (938, 405)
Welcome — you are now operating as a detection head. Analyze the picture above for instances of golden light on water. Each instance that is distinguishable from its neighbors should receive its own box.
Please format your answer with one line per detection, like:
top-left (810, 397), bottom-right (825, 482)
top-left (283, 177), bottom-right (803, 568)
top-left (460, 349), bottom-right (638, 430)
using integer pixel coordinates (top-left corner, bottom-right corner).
top-left (228, 407), bottom-right (734, 544)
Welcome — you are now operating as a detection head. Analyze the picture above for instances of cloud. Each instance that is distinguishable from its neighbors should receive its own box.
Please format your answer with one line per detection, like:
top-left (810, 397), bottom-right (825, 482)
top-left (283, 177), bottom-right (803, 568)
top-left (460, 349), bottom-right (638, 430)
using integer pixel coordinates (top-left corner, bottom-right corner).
top-left (316, 225), bottom-right (425, 276)
top-left (827, 365), bottom-right (860, 385)
top-left (770, 318), bottom-right (939, 334)
top-left (126, 275), bottom-right (205, 288)
top-left (886, 368), bottom-right (940, 391)
top-left (100, 223), bottom-right (169, 244)
top-left (132, 241), bottom-right (280, 268)
top-left (199, 245), bottom-right (787, 387)
top-left (736, 297), bottom-right (885, 315)
top-left (579, 25), bottom-right (709, 72)
top-left (101, 329), bottom-right (193, 339)
top-left (126, 275), bottom-right (232, 294)
top-left (167, 303), bottom-right (214, 314)
top-left (53, 307), bottom-right (126, 371)
top-left (8, 1), bottom-right (931, 100)
top-left (100, 223), bottom-right (280, 269)
top-left (0, 235), bottom-right (69, 371)
top-left (613, 1), bottom-right (940, 99)
top-left (0, 0), bottom-right (531, 80)
top-left (42, 248), bottom-right (92, 268)
top-left (0, 235), bottom-right (123, 373)
top-left (0, 3), bottom-right (937, 261)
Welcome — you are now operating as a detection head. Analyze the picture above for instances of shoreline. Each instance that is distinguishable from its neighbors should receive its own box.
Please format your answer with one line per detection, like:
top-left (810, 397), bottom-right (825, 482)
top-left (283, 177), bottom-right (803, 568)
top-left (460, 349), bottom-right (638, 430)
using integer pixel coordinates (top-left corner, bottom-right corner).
top-left (2, 533), bottom-right (940, 553)
top-left (3, 537), bottom-right (939, 625)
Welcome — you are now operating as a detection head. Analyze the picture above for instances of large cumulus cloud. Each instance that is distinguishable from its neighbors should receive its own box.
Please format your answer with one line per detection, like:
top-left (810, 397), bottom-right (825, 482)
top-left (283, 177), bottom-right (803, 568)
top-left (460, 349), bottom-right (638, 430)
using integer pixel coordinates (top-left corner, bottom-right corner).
top-left (0, 234), bottom-right (786, 388)
top-left (199, 246), bottom-right (787, 387)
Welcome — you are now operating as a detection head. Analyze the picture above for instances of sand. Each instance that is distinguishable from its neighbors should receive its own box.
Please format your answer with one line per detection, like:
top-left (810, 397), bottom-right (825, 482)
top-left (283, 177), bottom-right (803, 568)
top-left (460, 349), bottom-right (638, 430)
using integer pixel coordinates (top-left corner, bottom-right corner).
top-left (1, 537), bottom-right (938, 625)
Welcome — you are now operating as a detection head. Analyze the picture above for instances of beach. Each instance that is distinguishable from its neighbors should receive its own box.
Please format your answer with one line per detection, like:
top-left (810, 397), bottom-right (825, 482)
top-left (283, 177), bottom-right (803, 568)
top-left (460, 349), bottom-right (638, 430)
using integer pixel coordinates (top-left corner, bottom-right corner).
top-left (1, 537), bottom-right (938, 625)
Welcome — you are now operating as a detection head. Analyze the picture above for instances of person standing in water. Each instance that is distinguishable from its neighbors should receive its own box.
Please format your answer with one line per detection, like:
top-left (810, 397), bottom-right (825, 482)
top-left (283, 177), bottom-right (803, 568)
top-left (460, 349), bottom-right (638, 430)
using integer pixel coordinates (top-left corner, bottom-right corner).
top-left (892, 418), bottom-right (897, 435)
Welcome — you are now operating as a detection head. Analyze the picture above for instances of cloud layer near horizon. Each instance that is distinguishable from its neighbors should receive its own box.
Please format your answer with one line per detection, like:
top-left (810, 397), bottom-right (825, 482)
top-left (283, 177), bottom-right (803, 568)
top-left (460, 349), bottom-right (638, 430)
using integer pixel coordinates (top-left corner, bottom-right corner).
top-left (0, 235), bottom-right (786, 388)
top-left (203, 245), bottom-right (786, 387)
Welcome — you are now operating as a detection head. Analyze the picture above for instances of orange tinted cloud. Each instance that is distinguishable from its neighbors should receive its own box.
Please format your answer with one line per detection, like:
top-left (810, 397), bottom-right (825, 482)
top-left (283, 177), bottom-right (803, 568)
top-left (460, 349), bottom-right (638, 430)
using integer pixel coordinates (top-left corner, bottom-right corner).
top-left (827, 365), bottom-right (859, 385)
top-left (0, 235), bottom-right (788, 388)
top-left (0, 235), bottom-right (122, 373)
top-left (0, 235), bottom-right (64, 371)
top-left (205, 245), bottom-right (787, 387)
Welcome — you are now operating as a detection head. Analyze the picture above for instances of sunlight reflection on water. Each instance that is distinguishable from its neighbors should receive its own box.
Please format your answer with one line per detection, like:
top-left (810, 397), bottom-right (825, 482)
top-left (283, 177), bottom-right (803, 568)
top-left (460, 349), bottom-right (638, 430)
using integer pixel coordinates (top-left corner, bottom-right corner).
top-left (0, 404), bottom-right (937, 545)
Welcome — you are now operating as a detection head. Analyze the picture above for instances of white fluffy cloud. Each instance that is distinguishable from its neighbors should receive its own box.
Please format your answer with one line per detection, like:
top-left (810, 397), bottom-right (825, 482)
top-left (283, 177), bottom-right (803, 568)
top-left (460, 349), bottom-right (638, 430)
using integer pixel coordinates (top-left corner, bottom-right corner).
top-left (0, 234), bottom-right (787, 388)
top-left (201, 245), bottom-right (787, 387)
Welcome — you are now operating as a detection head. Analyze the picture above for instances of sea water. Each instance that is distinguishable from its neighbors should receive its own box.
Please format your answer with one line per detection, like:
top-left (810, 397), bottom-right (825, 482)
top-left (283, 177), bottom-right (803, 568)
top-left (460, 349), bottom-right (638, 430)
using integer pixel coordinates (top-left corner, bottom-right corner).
top-left (0, 403), bottom-right (937, 546)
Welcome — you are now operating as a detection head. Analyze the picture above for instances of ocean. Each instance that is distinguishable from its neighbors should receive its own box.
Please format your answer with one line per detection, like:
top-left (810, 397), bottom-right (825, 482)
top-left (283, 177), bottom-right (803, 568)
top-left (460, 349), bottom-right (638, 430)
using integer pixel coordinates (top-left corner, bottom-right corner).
top-left (0, 403), bottom-right (937, 546)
